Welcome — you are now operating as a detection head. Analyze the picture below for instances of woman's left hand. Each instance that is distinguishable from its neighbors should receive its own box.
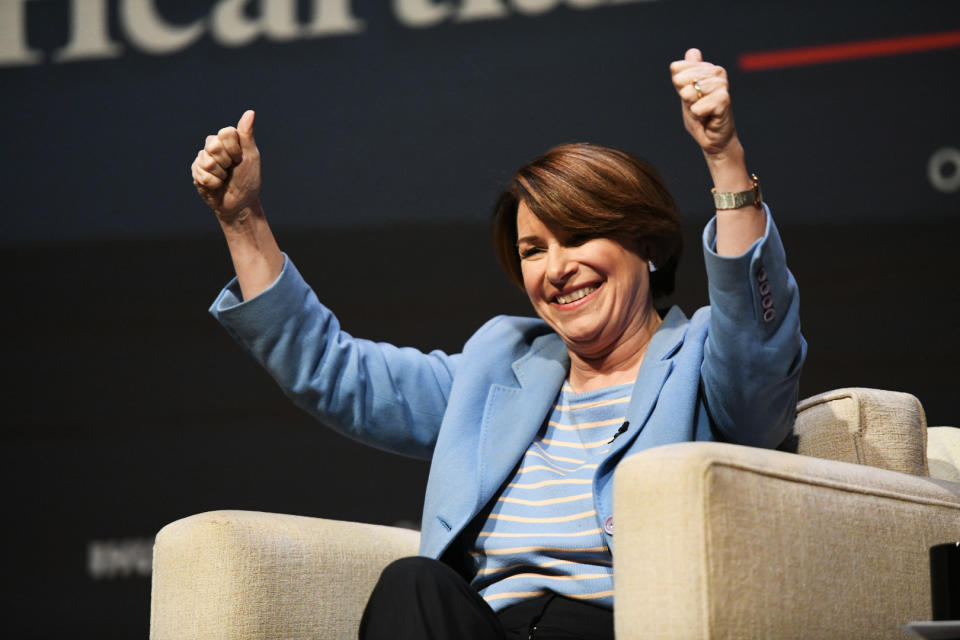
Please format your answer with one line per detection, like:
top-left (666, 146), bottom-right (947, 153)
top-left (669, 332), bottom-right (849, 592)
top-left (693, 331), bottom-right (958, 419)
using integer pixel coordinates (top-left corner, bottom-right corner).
top-left (672, 48), bottom-right (764, 256)
top-left (670, 48), bottom-right (738, 157)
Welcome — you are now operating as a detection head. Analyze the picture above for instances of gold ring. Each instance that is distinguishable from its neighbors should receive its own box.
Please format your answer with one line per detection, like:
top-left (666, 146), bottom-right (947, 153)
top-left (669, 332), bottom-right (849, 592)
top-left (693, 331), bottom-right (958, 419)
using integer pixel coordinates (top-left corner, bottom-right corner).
top-left (693, 80), bottom-right (704, 100)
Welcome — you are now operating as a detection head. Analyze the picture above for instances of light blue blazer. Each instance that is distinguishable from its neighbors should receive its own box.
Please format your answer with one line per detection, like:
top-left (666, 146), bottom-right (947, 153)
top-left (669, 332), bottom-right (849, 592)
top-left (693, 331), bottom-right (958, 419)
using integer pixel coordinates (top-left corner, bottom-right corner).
top-left (211, 209), bottom-right (805, 563)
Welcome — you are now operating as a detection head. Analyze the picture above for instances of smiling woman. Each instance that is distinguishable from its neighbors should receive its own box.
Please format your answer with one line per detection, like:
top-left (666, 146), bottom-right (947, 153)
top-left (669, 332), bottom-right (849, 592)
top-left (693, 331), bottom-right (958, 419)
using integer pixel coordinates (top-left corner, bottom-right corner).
top-left (492, 143), bottom-right (683, 301)
top-left (514, 199), bottom-right (664, 391)
top-left (191, 47), bottom-right (806, 640)
top-left (492, 144), bottom-right (684, 391)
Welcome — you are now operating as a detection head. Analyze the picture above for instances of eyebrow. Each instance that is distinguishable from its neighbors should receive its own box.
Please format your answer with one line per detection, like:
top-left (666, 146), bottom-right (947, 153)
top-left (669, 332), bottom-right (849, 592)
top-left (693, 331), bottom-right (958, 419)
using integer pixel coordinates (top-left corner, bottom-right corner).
top-left (516, 235), bottom-right (539, 246)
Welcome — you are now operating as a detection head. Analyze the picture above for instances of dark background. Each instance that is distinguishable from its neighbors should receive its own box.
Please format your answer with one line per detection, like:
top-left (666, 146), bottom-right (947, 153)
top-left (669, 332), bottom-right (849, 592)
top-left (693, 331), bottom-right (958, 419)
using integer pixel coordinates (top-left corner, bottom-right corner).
top-left (2, 1), bottom-right (958, 637)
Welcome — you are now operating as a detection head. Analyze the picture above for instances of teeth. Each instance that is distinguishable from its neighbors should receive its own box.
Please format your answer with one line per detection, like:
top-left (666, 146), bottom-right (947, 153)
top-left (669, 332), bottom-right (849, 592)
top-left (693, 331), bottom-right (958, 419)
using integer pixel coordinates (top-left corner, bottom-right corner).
top-left (556, 285), bottom-right (598, 304)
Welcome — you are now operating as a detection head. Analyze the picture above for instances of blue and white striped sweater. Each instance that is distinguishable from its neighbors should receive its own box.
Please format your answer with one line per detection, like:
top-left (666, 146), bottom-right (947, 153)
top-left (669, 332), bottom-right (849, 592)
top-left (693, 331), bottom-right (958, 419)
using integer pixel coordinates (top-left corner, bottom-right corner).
top-left (471, 382), bottom-right (631, 611)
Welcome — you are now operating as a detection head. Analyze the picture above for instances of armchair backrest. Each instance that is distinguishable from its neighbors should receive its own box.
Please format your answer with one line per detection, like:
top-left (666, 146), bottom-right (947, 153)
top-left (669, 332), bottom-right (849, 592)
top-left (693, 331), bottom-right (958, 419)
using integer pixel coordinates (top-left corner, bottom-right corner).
top-left (780, 387), bottom-right (929, 476)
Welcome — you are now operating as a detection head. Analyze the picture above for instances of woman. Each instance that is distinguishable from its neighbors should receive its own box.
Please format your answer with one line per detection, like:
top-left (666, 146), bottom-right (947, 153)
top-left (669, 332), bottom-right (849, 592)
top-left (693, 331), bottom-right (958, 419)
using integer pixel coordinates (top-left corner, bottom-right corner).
top-left (191, 49), bottom-right (805, 640)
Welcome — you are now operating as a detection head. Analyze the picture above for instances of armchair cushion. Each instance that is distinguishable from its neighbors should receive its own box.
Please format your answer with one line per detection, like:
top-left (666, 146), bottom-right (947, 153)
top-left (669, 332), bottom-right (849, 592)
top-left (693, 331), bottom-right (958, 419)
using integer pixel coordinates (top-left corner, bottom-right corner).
top-left (784, 387), bottom-right (929, 476)
top-left (613, 441), bottom-right (960, 640)
top-left (149, 511), bottom-right (419, 640)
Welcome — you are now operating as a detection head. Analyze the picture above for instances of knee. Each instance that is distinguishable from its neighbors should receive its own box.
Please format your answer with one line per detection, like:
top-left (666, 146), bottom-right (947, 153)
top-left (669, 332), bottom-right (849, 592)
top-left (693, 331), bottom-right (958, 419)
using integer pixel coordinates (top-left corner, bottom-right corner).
top-left (373, 556), bottom-right (470, 599)
top-left (377, 556), bottom-right (444, 590)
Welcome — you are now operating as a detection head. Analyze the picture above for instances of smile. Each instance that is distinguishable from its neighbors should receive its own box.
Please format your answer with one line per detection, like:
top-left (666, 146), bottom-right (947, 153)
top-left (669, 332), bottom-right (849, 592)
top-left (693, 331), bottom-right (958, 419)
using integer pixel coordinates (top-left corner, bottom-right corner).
top-left (554, 283), bottom-right (601, 305)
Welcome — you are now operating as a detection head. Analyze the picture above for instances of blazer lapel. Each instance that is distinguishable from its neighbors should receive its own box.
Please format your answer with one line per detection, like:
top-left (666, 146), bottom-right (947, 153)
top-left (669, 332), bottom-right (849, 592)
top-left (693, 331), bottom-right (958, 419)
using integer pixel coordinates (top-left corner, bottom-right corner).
top-left (609, 306), bottom-right (688, 456)
top-left (476, 333), bottom-right (568, 503)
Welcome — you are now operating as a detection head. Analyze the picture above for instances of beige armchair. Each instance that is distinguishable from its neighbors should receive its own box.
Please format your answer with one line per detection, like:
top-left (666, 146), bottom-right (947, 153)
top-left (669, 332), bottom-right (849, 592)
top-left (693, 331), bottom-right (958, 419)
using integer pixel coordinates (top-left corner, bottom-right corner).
top-left (150, 389), bottom-right (960, 640)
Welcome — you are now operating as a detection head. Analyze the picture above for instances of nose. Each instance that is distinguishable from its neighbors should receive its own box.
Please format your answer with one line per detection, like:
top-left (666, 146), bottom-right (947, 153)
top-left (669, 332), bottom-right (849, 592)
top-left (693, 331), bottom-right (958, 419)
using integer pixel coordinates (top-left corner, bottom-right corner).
top-left (545, 245), bottom-right (577, 286)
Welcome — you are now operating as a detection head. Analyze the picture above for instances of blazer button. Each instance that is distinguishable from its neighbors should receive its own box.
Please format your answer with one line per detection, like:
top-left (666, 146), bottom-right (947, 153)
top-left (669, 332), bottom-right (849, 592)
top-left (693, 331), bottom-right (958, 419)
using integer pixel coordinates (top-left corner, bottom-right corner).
top-left (761, 294), bottom-right (774, 310)
top-left (763, 308), bottom-right (777, 323)
top-left (757, 265), bottom-right (768, 283)
top-left (603, 515), bottom-right (614, 535)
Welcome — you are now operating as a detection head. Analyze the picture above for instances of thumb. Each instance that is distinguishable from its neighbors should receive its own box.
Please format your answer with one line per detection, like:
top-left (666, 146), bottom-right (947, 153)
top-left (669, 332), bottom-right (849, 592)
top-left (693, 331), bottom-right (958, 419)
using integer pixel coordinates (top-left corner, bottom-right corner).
top-left (684, 48), bottom-right (702, 62)
top-left (237, 109), bottom-right (256, 145)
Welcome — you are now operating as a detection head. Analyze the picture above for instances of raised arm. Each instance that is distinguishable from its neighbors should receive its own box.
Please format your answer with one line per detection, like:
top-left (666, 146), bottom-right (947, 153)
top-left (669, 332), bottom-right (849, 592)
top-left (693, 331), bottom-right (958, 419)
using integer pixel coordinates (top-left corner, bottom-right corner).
top-left (670, 49), bottom-right (805, 447)
top-left (191, 110), bottom-right (284, 301)
top-left (670, 48), bottom-right (765, 256)
top-left (193, 111), bottom-right (460, 457)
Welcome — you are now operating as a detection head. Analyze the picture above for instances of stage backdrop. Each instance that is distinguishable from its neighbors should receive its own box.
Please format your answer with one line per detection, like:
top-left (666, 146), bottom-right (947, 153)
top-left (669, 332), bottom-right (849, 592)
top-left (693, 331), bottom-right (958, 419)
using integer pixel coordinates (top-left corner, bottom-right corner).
top-left (2, 1), bottom-right (958, 637)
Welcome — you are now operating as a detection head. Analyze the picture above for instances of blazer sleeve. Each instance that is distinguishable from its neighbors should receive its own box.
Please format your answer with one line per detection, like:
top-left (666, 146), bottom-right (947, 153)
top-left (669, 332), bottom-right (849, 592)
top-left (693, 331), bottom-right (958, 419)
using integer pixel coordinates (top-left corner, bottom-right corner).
top-left (699, 205), bottom-right (807, 448)
top-left (209, 255), bottom-right (460, 460)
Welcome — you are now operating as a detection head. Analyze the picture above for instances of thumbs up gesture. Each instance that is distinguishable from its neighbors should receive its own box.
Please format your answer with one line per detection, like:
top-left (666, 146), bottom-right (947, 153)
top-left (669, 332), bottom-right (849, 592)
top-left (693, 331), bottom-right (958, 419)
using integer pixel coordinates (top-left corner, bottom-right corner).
top-left (191, 110), bottom-right (262, 224)
top-left (669, 49), bottom-right (738, 157)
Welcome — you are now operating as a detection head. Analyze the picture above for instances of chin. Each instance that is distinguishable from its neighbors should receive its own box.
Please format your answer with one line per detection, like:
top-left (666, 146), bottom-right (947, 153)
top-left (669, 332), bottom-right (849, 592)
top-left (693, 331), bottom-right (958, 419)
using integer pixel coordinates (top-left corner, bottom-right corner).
top-left (558, 326), bottom-right (607, 348)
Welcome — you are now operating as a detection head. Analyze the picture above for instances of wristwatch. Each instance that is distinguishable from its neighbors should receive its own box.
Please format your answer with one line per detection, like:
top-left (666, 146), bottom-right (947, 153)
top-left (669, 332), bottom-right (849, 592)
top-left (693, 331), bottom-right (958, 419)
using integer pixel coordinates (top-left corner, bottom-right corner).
top-left (712, 173), bottom-right (762, 210)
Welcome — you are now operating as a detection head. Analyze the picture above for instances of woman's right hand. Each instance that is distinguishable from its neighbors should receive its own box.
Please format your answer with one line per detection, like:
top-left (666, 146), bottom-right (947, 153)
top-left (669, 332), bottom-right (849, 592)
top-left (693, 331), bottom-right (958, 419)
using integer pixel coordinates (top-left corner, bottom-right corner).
top-left (191, 110), bottom-right (261, 225)
top-left (191, 110), bottom-right (283, 301)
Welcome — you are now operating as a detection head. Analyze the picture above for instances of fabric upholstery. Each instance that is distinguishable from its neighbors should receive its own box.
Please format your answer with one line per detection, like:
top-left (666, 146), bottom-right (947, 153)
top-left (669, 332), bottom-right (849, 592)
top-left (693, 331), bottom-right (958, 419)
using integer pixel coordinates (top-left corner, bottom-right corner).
top-left (928, 426), bottom-right (960, 482)
top-left (613, 441), bottom-right (960, 640)
top-left (785, 387), bottom-right (929, 476)
top-left (149, 511), bottom-right (419, 640)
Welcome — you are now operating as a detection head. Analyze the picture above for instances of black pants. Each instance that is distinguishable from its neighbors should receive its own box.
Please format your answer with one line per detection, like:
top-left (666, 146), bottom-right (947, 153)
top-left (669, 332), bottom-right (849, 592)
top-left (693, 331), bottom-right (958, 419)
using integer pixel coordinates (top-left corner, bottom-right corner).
top-left (358, 556), bottom-right (614, 640)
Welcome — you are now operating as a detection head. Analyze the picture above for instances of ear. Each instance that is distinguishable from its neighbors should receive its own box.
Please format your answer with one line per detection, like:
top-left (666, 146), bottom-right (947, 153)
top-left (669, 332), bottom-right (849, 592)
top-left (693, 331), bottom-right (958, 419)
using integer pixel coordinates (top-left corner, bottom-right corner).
top-left (638, 241), bottom-right (657, 266)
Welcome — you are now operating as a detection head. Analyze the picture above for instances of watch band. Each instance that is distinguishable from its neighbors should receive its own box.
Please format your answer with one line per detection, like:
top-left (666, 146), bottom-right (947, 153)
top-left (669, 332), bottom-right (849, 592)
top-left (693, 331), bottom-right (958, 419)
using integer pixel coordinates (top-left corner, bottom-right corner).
top-left (712, 173), bottom-right (762, 210)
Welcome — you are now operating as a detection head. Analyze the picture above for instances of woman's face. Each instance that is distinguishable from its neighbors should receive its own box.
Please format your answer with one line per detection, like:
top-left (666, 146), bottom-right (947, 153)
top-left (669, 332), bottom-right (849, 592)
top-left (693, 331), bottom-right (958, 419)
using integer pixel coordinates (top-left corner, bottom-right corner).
top-left (516, 201), bottom-right (654, 359)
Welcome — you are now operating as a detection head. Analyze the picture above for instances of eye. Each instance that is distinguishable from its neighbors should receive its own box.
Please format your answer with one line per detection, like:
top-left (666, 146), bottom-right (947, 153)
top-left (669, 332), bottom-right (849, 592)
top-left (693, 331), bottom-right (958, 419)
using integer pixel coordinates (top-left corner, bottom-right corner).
top-left (519, 246), bottom-right (544, 260)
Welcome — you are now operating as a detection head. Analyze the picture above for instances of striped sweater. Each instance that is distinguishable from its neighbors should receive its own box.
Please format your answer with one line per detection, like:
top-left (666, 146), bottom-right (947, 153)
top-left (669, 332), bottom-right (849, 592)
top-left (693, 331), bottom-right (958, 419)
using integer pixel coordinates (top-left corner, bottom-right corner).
top-left (470, 382), bottom-right (631, 611)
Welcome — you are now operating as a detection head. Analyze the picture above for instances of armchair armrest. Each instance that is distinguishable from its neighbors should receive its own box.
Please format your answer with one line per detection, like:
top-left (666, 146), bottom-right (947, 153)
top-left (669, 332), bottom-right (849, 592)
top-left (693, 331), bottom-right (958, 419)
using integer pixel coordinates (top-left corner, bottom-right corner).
top-left (613, 442), bottom-right (960, 640)
top-left (150, 510), bottom-right (420, 640)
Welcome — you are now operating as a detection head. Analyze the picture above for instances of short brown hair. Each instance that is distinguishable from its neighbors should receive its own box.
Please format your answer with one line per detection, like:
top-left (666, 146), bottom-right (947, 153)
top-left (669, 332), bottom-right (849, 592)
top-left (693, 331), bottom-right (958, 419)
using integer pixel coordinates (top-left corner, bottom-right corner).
top-left (491, 143), bottom-right (683, 298)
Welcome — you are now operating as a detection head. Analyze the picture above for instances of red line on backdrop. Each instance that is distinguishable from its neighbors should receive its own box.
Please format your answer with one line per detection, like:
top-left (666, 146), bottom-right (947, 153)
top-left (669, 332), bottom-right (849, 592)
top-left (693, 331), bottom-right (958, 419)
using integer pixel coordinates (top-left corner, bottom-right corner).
top-left (739, 29), bottom-right (960, 71)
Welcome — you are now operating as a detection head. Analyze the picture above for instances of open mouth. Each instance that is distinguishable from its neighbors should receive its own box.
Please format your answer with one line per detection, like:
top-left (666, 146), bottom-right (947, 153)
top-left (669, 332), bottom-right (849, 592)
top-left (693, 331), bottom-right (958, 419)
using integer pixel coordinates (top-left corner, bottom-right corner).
top-left (553, 282), bottom-right (602, 305)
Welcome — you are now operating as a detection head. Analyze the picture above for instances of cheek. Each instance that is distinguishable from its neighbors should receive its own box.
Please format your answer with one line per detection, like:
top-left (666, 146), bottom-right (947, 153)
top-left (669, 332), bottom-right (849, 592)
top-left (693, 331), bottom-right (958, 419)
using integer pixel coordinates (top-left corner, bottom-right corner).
top-left (520, 263), bottom-right (543, 301)
top-left (627, 267), bottom-right (652, 303)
